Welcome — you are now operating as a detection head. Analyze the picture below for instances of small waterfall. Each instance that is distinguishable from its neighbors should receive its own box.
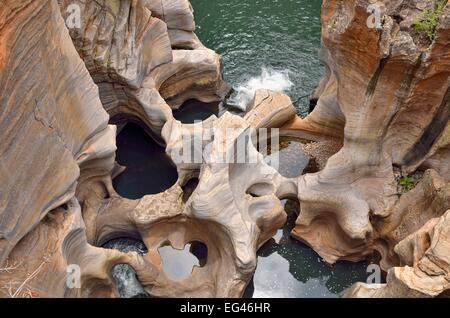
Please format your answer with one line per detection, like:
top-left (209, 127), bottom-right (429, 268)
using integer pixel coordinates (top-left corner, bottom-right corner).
top-left (226, 67), bottom-right (294, 111)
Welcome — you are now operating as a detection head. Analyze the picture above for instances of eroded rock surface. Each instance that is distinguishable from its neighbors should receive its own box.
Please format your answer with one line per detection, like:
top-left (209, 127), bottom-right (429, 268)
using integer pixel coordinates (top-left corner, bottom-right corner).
top-left (1, 0), bottom-right (449, 299)
top-left (58, 0), bottom-right (229, 140)
top-left (0, 0), bottom-right (134, 298)
top-left (346, 210), bottom-right (450, 298)
top-left (291, 0), bottom-right (450, 267)
top-left (285, 0), bottom-right (450, 298)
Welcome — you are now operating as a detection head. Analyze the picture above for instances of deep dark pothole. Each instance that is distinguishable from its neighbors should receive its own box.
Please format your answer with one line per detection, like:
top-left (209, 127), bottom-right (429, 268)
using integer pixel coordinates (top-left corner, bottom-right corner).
top-left (112, 122), bottom-right (178, 199)
top-left (173, 99), bottom-right (220, 124)
top-left (158, 241), bottom-right (208, 282)
top-left (182, 177), bottom-right (200, 203)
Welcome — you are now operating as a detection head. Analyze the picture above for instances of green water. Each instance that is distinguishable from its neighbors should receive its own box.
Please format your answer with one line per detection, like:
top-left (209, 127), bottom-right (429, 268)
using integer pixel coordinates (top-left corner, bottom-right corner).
top-left (244, 200), bottom-right (370, 298)
top-left (191, 0), bottom-right (324, 116)
top-left (192, 1), bottom-right (371, 298)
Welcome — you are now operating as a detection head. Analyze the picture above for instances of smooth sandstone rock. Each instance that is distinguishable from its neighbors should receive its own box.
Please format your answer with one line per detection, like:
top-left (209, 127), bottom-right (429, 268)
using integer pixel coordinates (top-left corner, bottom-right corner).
top-left (346, 210), bottom-right (450, 298)
top-left (1, 0), bottom-right (295, 298)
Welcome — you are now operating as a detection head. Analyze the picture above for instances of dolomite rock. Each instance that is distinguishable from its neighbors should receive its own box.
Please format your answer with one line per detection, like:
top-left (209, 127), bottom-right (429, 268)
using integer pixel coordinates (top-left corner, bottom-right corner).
top-left (57, 0), bottom-right (230, 140)
top-left (132, 113), bottom-right (294, 297)
top-left (374, 170), bottom-right (450, 270)
top-left (1, 0), bottom-right (449, 299)
top-left (74, 103), bottom-right (297, 297)
top-left (292, 0), bottom-right (450, 266)
top-left (281, 67), bottom-right (345, 141)
top-left (245, 90), bottom-right (297, 129)
top-left (346, 210), bottom-right (450, 298)
top-left (0, 0), bottom-right (296, 298)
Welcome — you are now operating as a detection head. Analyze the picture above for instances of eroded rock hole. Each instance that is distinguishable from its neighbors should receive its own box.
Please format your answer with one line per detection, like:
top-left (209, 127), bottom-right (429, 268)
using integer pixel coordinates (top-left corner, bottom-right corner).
top-left (103, 237), bottom-right (148, 298)
top-left (158, 241), bottom-right (208, 281)
top-left (112, 122), bottom-right (178, 199)
top-left (173, 99), bottom-right (220, 123)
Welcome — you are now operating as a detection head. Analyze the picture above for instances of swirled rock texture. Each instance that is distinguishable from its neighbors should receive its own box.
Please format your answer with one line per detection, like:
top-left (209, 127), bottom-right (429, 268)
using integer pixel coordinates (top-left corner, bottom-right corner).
top-left (0, 0), bottom-right (134, 297)
top-left (292, 0), bottom-right (450, 267)
top-left (0, 0), bottom-right (295, 298)
top-left (1, 0), bottom-right (449, 299)
top-left (57, 0), bottom-right (229, 140)
top-left (346, 210), bottom-right (450, 298)
top-left (284, 0), bottom-right (450, 298)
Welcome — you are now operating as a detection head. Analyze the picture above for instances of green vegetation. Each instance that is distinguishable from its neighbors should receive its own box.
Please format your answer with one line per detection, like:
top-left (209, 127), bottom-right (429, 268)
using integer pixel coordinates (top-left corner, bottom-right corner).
top-left (413, 0), bottom-right (447, 41)
top-left (399, 175), bottom-right (415, 191)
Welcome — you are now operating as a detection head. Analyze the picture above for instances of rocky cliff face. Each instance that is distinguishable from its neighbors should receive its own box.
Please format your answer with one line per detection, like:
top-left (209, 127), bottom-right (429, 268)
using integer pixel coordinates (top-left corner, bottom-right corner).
top-left (285, 0), bottom-right (450, 297)
top-left (0, 0), bottom-right (449, 298)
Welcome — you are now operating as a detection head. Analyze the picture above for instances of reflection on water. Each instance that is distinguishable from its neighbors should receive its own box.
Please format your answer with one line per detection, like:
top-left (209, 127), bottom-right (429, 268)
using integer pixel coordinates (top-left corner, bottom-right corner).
top-left (173, 99), bottom-right (220, 123)
top-left (244, 200), bottom-right (370, 298)
top-left (263, 138), bottom-right (319, 178)
top-left (158, 241), bottom-right (208, 281)
top-left (112, 123), bottom-right (178, 199)
top-left (103, 238), bottom-right (149, 298)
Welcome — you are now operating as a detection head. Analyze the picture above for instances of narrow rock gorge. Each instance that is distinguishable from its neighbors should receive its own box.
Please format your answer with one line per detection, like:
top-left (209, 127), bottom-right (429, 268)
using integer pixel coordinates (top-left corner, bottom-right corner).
top-left (0, 0), bottom-right (449, 299)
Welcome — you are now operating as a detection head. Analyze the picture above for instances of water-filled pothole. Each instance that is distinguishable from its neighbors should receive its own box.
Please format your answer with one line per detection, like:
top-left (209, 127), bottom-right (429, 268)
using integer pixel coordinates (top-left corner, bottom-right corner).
top-left (112, 123), bottom-right (178, 199)
top-left (244, 200), bottom-right (371, 298)
top-left (173, 99), bottom-right (220, 124)
top-left (103, 238), bottom-right (149, 298)
top-left (261, 137), bottom-right (319, 178)
top-left (158, 241), bottom-right (208, 282)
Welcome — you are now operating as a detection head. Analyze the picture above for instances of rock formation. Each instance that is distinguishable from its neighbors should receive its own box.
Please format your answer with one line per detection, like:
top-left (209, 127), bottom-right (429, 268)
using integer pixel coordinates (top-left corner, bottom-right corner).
top-left (0, 0), bottom-right (132, 298)
top-left (0, 0), bottom-right (296, 298)
top-left (0, 0), bottom-right (449, 299)
top-left (346, 209), bottom-right (450, 298)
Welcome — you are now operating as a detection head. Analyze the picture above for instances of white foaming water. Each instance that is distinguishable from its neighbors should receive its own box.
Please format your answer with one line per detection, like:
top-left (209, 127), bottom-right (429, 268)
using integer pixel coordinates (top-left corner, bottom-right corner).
top-left (227, 67), bottom-right (294, 111)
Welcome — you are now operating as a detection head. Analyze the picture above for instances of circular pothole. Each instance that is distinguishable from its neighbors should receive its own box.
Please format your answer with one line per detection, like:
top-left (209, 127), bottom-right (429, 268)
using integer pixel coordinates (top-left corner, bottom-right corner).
top-left (112, 123), bottom-right (178, 199)
top-left (103, 237), bottom-right (148, 298)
